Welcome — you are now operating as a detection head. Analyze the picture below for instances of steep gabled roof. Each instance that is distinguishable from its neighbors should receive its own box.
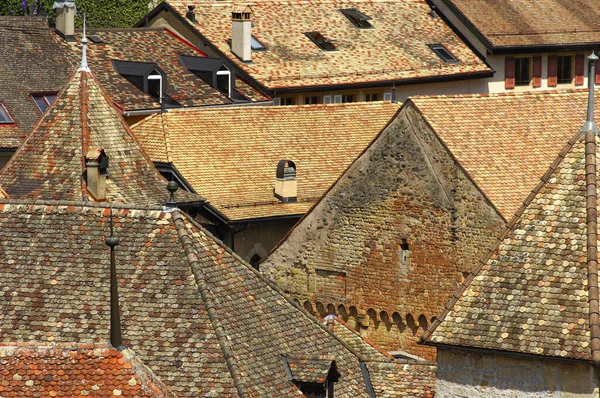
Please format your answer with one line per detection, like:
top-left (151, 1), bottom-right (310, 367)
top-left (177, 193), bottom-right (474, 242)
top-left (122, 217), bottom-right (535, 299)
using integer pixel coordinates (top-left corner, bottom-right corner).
top-left (0, 343), bottom-right (173, 397)
top-left (0, 70), bottom-right (197, 204)
top-left (0, 200), bottom-right (402, 396)
top-left (411, 89), bottom-right (599, 219)
top-left (0, 17), bottom-right (75, 148)
top-left (158, 0), bottom-right (491, 90)
top-left (131, 102), bottom-right (400, 220)
top-left (422, 129), bottom-right (600, 361)
top-left (442, 0), bottom-right (600, 51)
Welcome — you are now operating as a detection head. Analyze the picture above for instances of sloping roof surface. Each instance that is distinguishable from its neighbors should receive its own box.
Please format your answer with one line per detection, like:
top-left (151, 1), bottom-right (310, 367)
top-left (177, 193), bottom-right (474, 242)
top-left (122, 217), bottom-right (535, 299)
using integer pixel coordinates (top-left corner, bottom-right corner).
top-left (0, 201), bottom-right (398, 396)
top-left (0, 17), bottom-right (74, 148)
top-left (285, 355), bottom-right (336, 383)
top-left (132, 102), bottom-right (400, 220)
top-left (330, 319), bottom-right (393, 361)
top-left (64, 28), bottom-right (232, 110)
top-left (0, 343), bottom-right (172, 397)
top-left (0, 70), bottom-right (196, 204)
top-left (366, 361), bottom-right (436, 398)
top-left (447, 0), bottom-right (600, 48)
top-left (411, 89), bottom-right (598, 219)
top-left (424, 131), bottom-right (596, 360)
top-left (166, 0), bottom-right (491, 89)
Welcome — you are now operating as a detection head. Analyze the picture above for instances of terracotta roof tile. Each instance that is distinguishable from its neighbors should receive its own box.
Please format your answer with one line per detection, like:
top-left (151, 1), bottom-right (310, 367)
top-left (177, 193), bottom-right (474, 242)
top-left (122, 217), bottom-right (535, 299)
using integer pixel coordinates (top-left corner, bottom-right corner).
top-left (366, 361), bottom-right (436, 398)
top-left (424, 131), bottom-right (599, 360)
top-left (330, 319), bottom-right (393, 361)
top-left (0, 343), bottom-right (172, 397)
top-left (132, 102), bottom-right (399, 220)
top-left (284, 355), bottom-right (337, 383)
top-left (0, 17), bottom-right (74, 147)
top-left (448, 0), bottom-right (600, 49)
top-left (0, 70), bottom-right (199, 204)
top-left (166, 0), bottom-right (491, 89)
top-left (0, 201), bottom-right (399, 396)
top-left (411, 89), bottom-right (598, 219)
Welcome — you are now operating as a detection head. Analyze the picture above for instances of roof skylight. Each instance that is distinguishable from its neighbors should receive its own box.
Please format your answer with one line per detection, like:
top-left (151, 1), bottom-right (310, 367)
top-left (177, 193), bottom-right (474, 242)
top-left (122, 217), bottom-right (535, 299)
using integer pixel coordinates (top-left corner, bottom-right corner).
top-left (305, 32), bottom-right (336, 51)
top-left (251, 35), bottom-right (266, 51)
top-left (31, 93), bottom-right (57, 113)
top-left (429, 44), bottom-right (459, 63)
top-left (340, 8), bottom-right (372, 28)
top-left (0, 103), bottom-right (13, 124)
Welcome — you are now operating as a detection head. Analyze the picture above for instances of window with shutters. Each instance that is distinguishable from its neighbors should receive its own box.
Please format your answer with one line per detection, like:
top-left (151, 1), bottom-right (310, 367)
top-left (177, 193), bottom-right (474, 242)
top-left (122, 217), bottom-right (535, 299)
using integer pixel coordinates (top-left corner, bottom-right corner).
top-left (557, 56), bottom-right (573, 84)
top-left (514, 58), bottom-right (531, 86)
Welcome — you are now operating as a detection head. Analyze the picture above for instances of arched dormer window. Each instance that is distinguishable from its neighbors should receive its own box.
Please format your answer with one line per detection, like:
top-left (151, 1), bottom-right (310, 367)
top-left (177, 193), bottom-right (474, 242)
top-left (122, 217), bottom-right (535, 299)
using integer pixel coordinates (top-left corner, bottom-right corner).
top-left (147, 69), bottom-right (163, 102)
top-left (216, 65), bottom-right (231, 98)
top-left (112, 60), bottom-right (166, 103)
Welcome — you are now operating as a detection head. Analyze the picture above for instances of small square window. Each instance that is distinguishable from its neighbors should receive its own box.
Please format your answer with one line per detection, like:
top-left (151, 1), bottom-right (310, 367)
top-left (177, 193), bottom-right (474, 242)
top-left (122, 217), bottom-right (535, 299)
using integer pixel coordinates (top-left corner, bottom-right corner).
top-left (305, 32), bottom-right (336, 51)
top-left (0, 103), bottom-right (14, 124)
top-left (429, 44), bottom-right (459, 64)
top-left (251, 35), bottom-right (266, 51)
top-left (31, 93), bottom-right (58, 113)
top-left (340, 8), bottom-right (372, 28)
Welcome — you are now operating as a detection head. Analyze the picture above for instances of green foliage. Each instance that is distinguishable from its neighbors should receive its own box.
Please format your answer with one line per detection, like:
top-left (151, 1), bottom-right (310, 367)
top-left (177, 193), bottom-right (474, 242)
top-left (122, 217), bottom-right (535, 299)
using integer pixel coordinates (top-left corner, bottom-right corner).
top-left (0, 0), bottom-right (152, 29)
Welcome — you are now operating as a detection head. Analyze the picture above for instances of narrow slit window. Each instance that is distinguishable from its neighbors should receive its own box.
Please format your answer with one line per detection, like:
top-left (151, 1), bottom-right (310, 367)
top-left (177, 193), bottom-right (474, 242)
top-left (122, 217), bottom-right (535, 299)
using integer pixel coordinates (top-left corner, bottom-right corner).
top-left (340, 8), bottom-right (372, 28)
top-left (0, 103), bottom-right (14, 124)
top-left (31, 93), bottom-right (58, 113)
top-left (429, 44), bottom-right (459, 64)
top-left (305, 32), bottom-right (336, 51)
top-left (251, 35), bottom-right (266, 51)
top-left (147, 70), bottom-right (163, 102)
top-left (400, 239), bottom-right (409, 266)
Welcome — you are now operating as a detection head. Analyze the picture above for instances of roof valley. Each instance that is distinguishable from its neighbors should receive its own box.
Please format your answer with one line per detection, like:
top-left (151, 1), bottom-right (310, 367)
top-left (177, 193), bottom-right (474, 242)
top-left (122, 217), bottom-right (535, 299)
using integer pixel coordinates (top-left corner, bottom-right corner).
top-left (171, 210), bottom-right (250, 397)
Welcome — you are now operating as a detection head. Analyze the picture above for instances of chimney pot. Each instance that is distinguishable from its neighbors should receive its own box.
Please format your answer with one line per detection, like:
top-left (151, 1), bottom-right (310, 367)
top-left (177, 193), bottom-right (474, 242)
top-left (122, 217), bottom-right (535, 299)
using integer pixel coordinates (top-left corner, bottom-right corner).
top-left (186, 5), bottom-right (196, 23)
top-left (53, 1), bottom-right (76, 40)
top-left (231, 5), bottom-right (253, 62)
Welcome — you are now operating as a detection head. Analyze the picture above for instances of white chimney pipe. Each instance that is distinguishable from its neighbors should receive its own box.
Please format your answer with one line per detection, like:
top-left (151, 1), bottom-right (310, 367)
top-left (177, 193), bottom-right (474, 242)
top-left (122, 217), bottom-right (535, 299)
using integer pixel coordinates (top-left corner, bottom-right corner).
top-left (231, 6), bottom-right (253, 62)
top-left (53, 1), bottom-right (76, 39)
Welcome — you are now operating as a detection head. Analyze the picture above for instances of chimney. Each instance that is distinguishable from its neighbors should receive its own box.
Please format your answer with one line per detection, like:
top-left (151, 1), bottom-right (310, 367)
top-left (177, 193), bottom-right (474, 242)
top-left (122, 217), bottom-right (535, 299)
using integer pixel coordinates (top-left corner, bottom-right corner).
top-left (85, 148), bottom-right (109, 201)
top-left (274, 160), bottom-right (297, 203)
top-left (231, 5), bottom-right (253, 62)
top-left (582, 52), bottom-right (599, 134)
top-left (105, 207), bottom-right (123, 348)
top-left (53, 1), bottom-right (76, 41)
top-left (186, 5), bottom-right (196, 23)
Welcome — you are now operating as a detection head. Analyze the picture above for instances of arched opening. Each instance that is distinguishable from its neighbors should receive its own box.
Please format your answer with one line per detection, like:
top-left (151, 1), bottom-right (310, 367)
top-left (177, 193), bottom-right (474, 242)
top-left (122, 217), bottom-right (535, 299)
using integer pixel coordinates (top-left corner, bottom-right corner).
top-left (249, 254), bottom-right (261, 270)
top-left (147, 69), bottom-right (162, 101)
top-left (216, 65), bottom-right (231, 97)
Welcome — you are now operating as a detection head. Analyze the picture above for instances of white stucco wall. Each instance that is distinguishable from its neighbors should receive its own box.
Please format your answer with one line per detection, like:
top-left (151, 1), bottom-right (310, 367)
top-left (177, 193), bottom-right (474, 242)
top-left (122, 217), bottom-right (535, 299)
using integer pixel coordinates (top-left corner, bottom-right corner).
top-left (435, 347), bottom-right (600, 398)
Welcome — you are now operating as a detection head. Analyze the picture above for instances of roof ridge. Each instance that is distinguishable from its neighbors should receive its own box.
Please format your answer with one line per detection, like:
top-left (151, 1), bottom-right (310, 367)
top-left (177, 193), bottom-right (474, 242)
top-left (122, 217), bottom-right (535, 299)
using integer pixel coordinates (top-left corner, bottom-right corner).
top-left (171, 211), bottom-right (250, 398)
top-left (0, 199), bottom-right (164, 211)
top-left (160, 112), bottom-right (174, 164)
top-left (177, 210), bottom-right (390, 364)
top-left (119, 346), bottom-right (176, 397)
top-left (421, 130), bottom-right (583, 343)
top-left (79, 72), bottom-right (91, 200)
top-left (585, 130), bottom-right (600, 361)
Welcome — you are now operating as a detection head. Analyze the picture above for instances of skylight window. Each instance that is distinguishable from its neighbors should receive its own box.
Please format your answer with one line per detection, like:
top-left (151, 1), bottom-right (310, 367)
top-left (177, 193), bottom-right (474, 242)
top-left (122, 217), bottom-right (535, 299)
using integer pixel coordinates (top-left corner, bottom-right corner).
top-left (251, 35), bottom-right (266, 51)
top-left (0, 103), bottom-right (13, 124)
top-left (87, 35), bottom-right (103, 44)
top-left (305, 32), bottom-right (336, 51)
top-left (340, 8), bottom-right (372, 28)
top-left (429, 44), bottom-right (459, 64)
top-left (31, 93), bottom-right (57, 113)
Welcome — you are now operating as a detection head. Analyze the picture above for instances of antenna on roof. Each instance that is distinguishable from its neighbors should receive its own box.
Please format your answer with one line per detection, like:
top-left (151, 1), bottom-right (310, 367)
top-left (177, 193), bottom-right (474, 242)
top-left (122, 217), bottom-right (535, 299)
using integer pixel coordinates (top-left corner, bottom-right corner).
top-left (391, 83), bottom-right (397, 103)
top-left (78, 13), bottom-right (91, 73)
top-left (582, 52), bottom-right (599, 135)
top-left (105, 206), bottom-right (123, 348)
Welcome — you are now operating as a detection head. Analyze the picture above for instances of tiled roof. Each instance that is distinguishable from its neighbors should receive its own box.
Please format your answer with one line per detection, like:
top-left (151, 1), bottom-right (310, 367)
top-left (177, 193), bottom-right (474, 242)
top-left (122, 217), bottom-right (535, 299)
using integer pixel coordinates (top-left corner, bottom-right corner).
top-left (165, 0), bottom-right (491, 89)
top-left (0, 17), bottom-right (74, 148)
top-left (447, 0), bottom-right (600, 49)
top-left (0, 69), bottom-right (198, 204)
top-left (366, 361), bottom-right (436, 398)
top-left (329, 319), bottom-right (393, 361)
top-left (63, 28), bottom-right (233, 111)
top-left (411, 89), bottom-right (599, 219)
top-left (422, 130), bottom-right (600, 361)
top-left (0, 343), bottom-right (173, 397)
top-left (0, 200), bottom-right (400, 396)
top-left (284, 355), bottom-right (337, 383)
top-left (132, 102), bottom-right (400, 220)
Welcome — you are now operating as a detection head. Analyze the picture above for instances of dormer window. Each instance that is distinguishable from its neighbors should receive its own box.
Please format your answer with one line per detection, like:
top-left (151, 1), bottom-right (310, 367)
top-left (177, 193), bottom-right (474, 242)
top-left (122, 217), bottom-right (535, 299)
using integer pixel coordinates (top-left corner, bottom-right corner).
top-left (31, 93), bottom-right (57, 113)
top-left (282, 355), bottom-right (339, 398)
top-left (180, 55), bottom-right (234, 98)
top-left (340, 9), bottom-right (372, 28)
top-left (305, 32), bottom-right (336, 51)
top-left (0, 103), bottom-right (14, 124)
top-left (112, 60), bottom-right (166, 102)
top-left (274, 160), bottom-right (297, 203)
top-left (429, 44), bottom-right (459, 64)
top-left (216, 65), bottom-right (231, 97)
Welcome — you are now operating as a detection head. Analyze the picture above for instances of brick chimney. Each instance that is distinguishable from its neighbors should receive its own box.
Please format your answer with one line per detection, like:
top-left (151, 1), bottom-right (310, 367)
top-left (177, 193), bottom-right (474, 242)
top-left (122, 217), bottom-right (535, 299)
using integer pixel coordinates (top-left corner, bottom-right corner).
top-left (231, 5), bottom-right (253, 62)
top-left (85, 148), bottom-right (108, 201)
top-left (53, 1), bottom-right (76, 41)
top-left (274, 160), bottom-right (297, 203)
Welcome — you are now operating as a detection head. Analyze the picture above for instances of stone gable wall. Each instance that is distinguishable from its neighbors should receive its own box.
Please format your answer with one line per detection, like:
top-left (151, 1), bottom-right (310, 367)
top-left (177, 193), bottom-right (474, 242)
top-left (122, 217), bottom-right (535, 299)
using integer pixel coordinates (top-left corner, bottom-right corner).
top-left (263, 104), bottom-right (505, 359)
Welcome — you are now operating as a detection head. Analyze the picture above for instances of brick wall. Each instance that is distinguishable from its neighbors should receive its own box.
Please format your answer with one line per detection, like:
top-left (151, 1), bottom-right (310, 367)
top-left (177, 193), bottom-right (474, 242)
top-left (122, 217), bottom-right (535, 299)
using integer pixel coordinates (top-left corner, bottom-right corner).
top-left (263, 104), bottom-right (505, 359)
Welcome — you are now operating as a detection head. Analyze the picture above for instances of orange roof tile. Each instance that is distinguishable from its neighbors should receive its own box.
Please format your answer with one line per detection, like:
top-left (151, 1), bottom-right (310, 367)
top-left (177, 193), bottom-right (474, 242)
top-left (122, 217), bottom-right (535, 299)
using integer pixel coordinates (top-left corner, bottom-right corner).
top-left (410, 89), bottom-right (598, 219)
top-left (132, 102), bottom-right (400, 220)
top-left (165, 0), bottom-right (491, 89)
top-left (447, 0), bottom-right (600, 49)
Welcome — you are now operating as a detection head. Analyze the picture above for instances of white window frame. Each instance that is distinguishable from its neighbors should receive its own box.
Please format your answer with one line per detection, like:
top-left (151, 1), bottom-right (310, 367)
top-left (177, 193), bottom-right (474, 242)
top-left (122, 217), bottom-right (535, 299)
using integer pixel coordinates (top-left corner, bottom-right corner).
top-left (148, 70), bottom-right (163, 103)
top-left (216, 69), bottom-right (232, 98)
top-left (333, 95), bottom-right (343, 103)
top-left (383, 92), bottom-right (392, 101)
top-left (323, 95), bottom-right (332, 104)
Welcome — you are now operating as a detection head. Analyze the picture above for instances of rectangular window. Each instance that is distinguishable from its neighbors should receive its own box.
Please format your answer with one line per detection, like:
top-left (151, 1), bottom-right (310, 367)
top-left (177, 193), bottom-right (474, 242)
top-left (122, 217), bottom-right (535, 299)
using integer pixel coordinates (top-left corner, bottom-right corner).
top-left (557, 55), bottom-right (573, 84)
top-left (323, 95), bottom-right (332, 104)
top-left (216, 70), bottom-right (231, 97)
top-left (340, 8), bottom-right (372, 28)
top-left (365, 93), bottom-right (379, 102)
top-left (0, 103), bottom-right (13, 124)
top-left (305, 32), bottom-right (336, 51)
top-left (341, 94), bottom-right (355, 103)
top-left (429, 44), bottom-right (459, 63)
top-left (281, 97), bottom-right (295, 106)
top-left (251, 35), bottom-right (266, 51)
top-left (514, 58), bottom-right (531, 86)
top-left (31, 93), bottom-right (58, 113)
top-left (304, 96), bottom-right (319, 104)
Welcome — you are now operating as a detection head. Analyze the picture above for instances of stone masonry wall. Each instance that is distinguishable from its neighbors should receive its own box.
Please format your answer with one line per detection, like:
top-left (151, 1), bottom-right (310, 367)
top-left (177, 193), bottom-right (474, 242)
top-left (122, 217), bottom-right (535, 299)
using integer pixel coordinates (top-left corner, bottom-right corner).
top-left (435, 347), bottom-right (599, 398)
top-left (262, 104), bottom-right (506, 359)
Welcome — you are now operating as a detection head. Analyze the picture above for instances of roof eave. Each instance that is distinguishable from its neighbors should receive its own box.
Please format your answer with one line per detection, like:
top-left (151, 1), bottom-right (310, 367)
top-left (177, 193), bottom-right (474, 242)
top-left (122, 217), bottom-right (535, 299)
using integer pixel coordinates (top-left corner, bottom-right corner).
top-left (489, 43), bottom-right (600, 55)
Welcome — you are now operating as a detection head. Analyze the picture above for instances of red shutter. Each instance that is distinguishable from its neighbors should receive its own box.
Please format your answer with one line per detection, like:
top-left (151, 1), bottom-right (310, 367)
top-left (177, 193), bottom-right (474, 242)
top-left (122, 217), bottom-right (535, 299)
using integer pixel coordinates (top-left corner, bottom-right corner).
top-left (505, 57), bottom-right (515, 89)
top-left (533, 56), bottom-right (542, 88)
top-left (548, 55), bottom-right (558, 87)
top-left (596, 62), bottom-right (600, 84)
top-left (575, 54), bottom-right (585, 86)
